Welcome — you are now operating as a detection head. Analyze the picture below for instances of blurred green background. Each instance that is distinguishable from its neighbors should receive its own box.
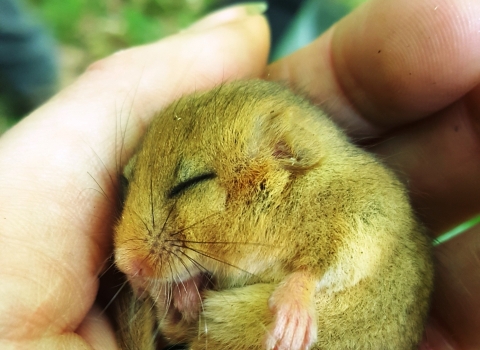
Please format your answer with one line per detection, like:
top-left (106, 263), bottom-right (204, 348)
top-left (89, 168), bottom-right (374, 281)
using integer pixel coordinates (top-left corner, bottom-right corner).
top-left (0, 0), bottom-right (222, 133)
top-left (28, 0), bottom-right (220, 71)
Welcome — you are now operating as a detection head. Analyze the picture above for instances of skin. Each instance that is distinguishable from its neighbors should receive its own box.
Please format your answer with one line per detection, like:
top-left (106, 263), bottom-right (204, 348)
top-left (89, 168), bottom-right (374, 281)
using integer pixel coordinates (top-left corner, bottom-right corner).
top-left (0, 0), bottom-right (478, 349)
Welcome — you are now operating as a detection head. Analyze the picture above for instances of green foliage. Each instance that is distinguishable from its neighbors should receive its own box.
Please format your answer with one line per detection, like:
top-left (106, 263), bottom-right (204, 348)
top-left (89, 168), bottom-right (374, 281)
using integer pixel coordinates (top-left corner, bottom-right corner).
top-left (0, 0), bottom-right (222, 133)
top-left (28, 0), bottom-right (221, 59)
top-left (29, 0), bottom-right (88, 43)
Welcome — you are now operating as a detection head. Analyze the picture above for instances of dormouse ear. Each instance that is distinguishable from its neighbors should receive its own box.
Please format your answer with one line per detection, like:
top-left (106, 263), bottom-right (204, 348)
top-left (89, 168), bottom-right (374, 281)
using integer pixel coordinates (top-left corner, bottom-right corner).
top-left (249, 106), bottom-right (324, 172)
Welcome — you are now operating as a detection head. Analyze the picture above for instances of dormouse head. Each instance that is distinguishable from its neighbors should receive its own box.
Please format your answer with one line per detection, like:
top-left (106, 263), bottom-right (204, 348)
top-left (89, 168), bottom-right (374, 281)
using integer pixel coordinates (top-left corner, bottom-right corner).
top-left (114, 80), bottom-right (340, 286)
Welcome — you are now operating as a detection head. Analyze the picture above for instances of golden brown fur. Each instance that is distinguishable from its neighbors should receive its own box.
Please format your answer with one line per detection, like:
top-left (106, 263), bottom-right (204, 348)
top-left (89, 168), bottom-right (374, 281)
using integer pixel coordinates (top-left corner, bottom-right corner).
top-left (113, 80), bottom-right (433, 349)
top-left (113, 286), bottom-right (158, 350)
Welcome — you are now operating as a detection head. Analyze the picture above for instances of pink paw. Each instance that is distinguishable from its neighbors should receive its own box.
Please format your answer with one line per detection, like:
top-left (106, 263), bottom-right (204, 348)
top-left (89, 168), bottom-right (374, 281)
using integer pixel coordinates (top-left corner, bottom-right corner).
top-left (264, 272), bottom-right (318, 350)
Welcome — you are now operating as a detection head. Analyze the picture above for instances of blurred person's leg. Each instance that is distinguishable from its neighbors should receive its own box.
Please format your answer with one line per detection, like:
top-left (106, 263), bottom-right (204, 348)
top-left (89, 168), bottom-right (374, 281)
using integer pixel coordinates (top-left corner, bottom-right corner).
top-left (0, 0), bottom-right (58, 117)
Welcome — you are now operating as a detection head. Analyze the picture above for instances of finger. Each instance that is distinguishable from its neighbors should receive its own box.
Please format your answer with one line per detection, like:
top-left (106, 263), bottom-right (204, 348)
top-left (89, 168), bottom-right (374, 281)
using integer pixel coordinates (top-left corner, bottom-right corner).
top-left (424, 224), bottom-right (480, 349)
top-left (370, 83), bottom-right (480, 235)
top-left (266, 0), bottom-right (480, 137)
top-left (76, 304), bottom-right (118, 350)
top-left (0, 5), bottom-right (269, 346)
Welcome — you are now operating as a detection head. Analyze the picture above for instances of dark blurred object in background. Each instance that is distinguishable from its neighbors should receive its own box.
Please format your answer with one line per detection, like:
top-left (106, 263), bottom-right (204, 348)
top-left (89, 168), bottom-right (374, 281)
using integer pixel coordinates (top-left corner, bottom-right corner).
top-left (220, 0), bottom-right (305, 58)
top-left (220, 0), bottom-right (353, 61)
top-left (0, 0), bottom-right (59, 118)
top-left (261, 0), bottom-right (304, 57)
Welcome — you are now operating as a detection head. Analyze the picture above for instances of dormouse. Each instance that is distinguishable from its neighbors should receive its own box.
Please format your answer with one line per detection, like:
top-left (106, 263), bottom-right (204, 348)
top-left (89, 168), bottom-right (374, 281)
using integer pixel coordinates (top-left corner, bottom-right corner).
top-left (113, 80), bottom-right (433, 350)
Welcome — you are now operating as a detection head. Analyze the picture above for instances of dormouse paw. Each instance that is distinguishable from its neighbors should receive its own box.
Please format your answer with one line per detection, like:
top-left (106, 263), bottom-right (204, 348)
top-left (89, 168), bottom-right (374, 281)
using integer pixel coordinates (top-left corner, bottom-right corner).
top-left (264, 271), bottom-right (318, 350)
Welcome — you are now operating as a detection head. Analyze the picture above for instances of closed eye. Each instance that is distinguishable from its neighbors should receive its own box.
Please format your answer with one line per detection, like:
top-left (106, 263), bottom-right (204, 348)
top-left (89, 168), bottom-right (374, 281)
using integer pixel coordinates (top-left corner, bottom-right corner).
top-left (168, 173), bottom-right (216, 198)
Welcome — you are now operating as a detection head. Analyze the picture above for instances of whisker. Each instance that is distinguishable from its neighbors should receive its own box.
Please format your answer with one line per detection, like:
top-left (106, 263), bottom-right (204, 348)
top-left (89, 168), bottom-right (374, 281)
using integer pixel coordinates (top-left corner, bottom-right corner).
top-left (169, 212), bottom-right (221, 237)
top-left (117, 237), bottom-right (150, 244)
top-left (87, 172), bottom-right (114, 204)
top-left (155, 256), bottom-right (175, 322)
top-left (116, 67), bottom-right (143, 174)
top-left (177, 251), bottom-right (209, 310)
top-left (167, 239), bottom-right (271, 247)
top-left (101, 279), bottom-right (130, 315)
top-left (160, 198), bottom-right (178, 237)
top-left (149, 166), bottom-right (155, 229)
top-left (121, 204), bottom-right (153, 237)
top-left (168, 249), bottom-right (198, 279)
top-left (163, 281), bottom-right (173, 323)
top-left (191, 274), bottom-right (206, 326)
top-left (117, 109), bottom-right (128, 176)
top-left (178, 250), bottom-right (210, 276)
top-left (176, 244), bottom-right (257, 278)
top-left (97, 254), bottom-right (117, 279)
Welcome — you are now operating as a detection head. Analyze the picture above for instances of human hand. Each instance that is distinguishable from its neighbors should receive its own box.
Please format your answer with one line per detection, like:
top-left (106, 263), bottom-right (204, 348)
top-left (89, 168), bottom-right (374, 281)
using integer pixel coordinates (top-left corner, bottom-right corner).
top-left (2, 0), bottom-right (478, 348)
top-left (266, 0), bottom-right (480, 348)
top-left (0, 4), bottom-right (269, 349)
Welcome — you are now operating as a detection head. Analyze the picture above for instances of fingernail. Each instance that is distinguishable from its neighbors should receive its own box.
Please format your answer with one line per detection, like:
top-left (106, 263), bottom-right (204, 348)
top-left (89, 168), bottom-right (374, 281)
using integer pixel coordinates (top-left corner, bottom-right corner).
top-left (185, 2), bottom-right (268, 32)
top-left (242, 2), bottom-right (269, 16)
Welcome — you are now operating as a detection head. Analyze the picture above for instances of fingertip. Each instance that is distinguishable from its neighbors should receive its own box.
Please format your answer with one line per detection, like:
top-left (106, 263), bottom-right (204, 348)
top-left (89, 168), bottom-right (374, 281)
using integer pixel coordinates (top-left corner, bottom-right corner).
top-left (331, 0), bottom-right (480, 128)
top-left (184, 2), bottom-right (268, 33)
top-left (267, 0), bottom-right (480, 137)
top-left (265, 24), bottom-right (381, 137)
